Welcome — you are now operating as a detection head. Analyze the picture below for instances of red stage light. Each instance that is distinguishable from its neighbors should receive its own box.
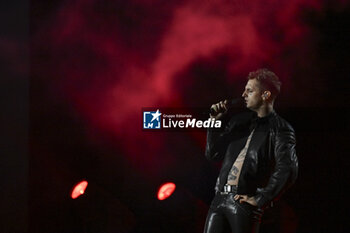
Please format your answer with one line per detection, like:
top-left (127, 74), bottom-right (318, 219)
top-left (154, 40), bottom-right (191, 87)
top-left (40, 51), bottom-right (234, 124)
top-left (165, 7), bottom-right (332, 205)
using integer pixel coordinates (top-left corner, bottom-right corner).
top-left (157, 182), bottom-right (176, 200)
top-left (71, 180), bottom-right (88, 199)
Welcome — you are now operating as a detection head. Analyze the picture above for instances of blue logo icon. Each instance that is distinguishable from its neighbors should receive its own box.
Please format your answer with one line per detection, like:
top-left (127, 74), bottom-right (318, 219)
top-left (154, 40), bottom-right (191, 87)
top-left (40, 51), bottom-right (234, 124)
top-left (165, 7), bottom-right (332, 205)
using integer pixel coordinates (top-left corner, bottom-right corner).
top-left (143, 109), bottom-right (162, 129)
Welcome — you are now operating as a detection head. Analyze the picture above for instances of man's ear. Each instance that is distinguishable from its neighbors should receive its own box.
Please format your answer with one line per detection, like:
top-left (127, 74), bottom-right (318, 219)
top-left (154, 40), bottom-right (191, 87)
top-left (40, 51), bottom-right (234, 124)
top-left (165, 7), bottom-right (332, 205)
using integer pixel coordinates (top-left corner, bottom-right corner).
top-left (262, 91), bottom-right (271, 100)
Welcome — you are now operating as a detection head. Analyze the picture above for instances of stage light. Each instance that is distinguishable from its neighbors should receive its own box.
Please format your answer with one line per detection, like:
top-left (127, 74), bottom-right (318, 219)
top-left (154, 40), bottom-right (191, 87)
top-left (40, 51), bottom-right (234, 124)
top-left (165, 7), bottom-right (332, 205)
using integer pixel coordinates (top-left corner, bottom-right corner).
top-left (157, 182), bottom-right (176, 200)
top-left (71, 180), bottom-right (88, 199)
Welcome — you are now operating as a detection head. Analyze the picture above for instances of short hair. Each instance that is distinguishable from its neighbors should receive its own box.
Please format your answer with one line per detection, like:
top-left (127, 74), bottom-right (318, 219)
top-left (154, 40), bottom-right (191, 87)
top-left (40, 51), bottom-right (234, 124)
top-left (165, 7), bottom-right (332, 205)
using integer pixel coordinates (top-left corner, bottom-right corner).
top-left (247, 68), bottom-right (281, 98)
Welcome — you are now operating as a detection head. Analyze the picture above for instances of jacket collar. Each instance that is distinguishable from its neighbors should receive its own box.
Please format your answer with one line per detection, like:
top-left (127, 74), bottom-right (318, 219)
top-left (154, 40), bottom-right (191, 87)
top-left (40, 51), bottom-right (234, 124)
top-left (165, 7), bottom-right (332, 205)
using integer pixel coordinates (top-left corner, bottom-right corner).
top-left (252, 110), bottom-right (276, 125)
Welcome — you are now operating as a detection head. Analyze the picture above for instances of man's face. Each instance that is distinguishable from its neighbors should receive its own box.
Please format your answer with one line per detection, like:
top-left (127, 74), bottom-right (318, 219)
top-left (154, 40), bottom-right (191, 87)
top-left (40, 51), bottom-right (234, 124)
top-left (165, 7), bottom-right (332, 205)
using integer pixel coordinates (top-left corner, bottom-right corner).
top-left (242, 79), bottom-right (264, 110)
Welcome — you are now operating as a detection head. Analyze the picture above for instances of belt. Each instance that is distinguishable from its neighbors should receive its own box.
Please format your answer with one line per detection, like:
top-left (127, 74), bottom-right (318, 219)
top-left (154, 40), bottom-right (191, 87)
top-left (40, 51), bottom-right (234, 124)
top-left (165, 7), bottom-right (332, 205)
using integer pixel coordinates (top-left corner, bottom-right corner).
top-left (220, 184), bottom-right (237, 194)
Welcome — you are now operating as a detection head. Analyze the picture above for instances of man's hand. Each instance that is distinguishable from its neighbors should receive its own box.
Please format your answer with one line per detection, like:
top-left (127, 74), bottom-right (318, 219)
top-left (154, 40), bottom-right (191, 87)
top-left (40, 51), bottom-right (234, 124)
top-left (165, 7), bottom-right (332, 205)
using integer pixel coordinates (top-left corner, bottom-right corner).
top-left (234, 194), bottom-right (258, 206)
top-left (210, 100), bottom-right (229, 120)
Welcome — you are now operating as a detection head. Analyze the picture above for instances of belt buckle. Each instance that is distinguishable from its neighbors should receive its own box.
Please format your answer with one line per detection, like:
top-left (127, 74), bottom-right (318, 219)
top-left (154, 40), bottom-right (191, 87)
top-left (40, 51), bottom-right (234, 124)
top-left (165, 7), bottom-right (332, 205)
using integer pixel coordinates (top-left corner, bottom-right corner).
top-left (222, 184), bottom-right (237, 194)
top-left (221, 185), bottom-right (230, 194)
top-left (224, 184), bottom-right (232, 193)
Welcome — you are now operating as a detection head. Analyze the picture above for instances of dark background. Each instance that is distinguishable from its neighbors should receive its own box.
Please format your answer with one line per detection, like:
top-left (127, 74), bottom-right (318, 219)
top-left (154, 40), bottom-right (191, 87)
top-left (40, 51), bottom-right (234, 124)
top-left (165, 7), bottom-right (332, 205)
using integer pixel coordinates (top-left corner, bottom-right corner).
top-left (1, 0), bottom-right (349, 232)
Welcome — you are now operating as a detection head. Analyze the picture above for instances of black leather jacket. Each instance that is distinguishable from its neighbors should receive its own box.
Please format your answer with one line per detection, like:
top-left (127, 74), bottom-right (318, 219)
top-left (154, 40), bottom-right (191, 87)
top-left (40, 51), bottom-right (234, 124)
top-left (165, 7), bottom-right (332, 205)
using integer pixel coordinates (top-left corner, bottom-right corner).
top-left (205, 110), bottom-right (298, 208)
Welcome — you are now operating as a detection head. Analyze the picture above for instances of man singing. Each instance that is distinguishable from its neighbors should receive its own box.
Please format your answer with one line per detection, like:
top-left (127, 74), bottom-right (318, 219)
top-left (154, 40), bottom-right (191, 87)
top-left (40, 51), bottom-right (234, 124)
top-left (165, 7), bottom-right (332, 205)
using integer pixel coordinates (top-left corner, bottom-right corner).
top-left (204, 68), bottom-right (298, 233)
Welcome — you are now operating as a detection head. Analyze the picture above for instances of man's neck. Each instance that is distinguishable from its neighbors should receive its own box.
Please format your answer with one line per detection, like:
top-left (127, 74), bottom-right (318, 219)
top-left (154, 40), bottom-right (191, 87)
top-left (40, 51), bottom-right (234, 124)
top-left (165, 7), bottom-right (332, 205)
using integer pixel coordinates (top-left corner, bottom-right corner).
top-left (256, 104), bottom-right (274, 118)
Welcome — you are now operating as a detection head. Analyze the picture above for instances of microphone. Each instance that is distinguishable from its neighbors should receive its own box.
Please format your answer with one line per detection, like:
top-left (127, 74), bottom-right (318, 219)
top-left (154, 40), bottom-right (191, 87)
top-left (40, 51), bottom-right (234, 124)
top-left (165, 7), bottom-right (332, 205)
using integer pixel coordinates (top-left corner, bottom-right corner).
top-left (209, 98), bottom-right (243, 116)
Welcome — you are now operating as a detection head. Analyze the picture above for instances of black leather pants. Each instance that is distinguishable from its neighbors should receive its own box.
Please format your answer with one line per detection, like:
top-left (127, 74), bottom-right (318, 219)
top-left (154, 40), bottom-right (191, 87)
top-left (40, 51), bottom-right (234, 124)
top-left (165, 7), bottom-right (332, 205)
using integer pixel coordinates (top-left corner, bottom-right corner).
top-left (204, 192), bottom-right (263, 233)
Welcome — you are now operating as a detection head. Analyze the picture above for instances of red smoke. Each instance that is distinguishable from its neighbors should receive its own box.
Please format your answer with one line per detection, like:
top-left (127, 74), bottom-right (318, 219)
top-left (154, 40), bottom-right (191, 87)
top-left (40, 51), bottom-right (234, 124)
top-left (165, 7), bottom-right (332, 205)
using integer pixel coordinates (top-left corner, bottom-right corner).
top-left (33, 0), bottom-right (323, 172)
